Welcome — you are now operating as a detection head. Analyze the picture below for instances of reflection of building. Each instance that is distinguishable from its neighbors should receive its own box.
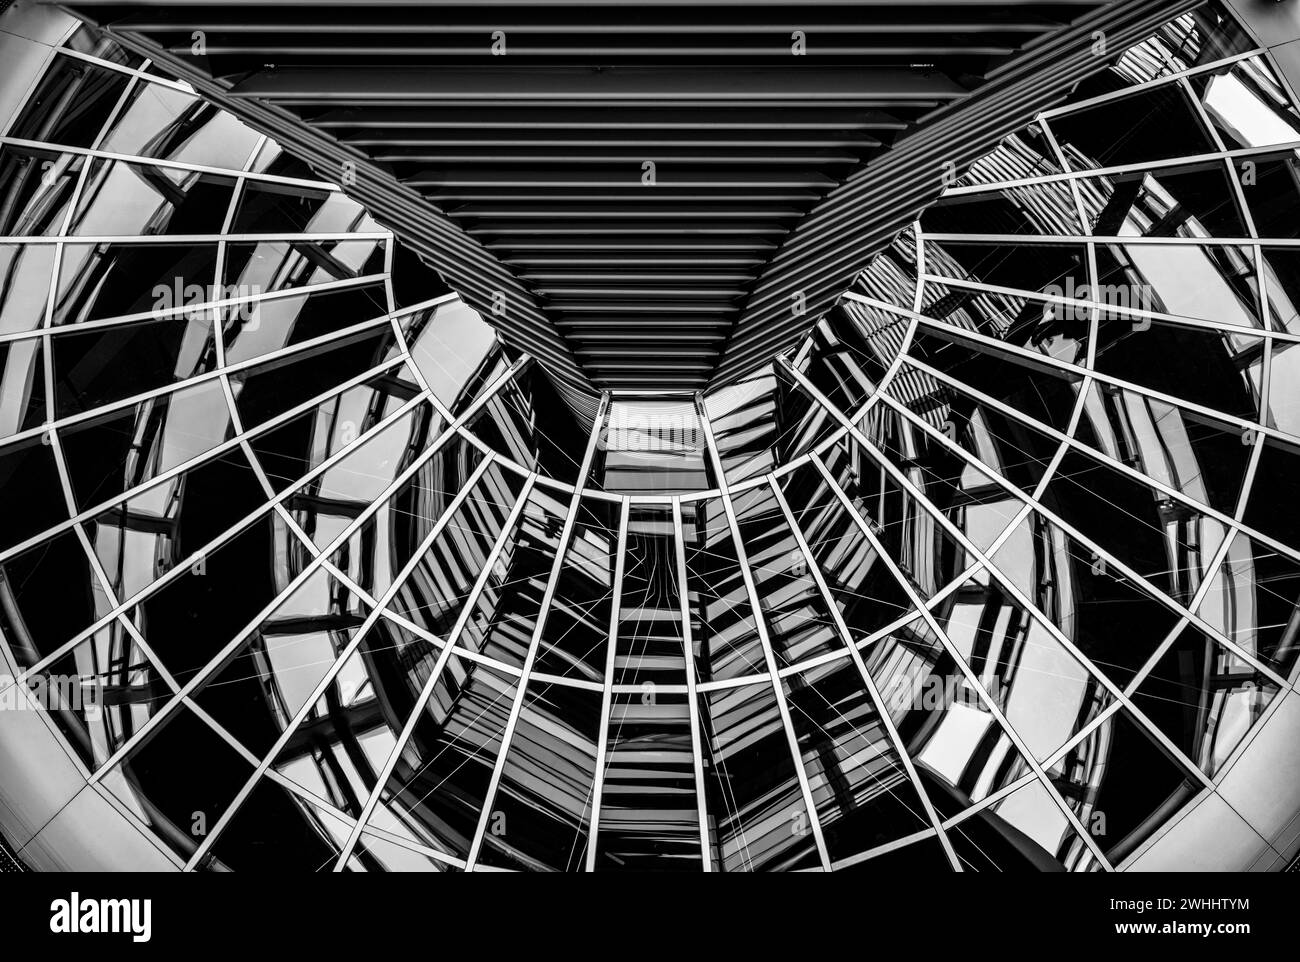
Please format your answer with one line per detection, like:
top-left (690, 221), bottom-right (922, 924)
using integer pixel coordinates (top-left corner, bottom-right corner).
top-left (0, 0), bottom-right (1298, 873)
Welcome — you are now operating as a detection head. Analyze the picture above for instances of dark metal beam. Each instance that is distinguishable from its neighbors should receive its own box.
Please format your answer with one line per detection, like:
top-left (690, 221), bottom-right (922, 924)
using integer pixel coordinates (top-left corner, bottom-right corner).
top-left (227, 66), bottom-right (969, 103)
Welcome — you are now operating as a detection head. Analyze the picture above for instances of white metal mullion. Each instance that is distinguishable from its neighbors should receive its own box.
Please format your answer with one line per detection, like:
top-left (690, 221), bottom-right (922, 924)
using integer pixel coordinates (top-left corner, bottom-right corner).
top-left (54, 47), bottom-right (191, 91)
top-left (922, 231), bottom-right (1286, 246)
top-left (866, 295), bottom-right (1299, 447)
top-left (1036, 48), bottom-right (1265, 123)
top-left (1204, 139), bottom-right (1261, 248)
top-left (7, 231), bottom-right (389, 245)
top-left (694, 395), bottom-right (833, 872)
top-left (381, 291), bottom-right (460, 428)
top-left (831, 827), bottom-right (938, 870)
top-left (0, 310), bottom-right (398, 454)
top-left (583, 496), bottom-right (630, 871)
top-left (1031, 372), bottom-right (1092, 504)
top-left (849, 606), bottom-right (929, 652)
top-left (910, 272), bottom-right (1300, 344)
top-left (1043, 701), bottom-right (1128, 772)
top-left (242, 135), bottom-right (268, 174)
top-left (82, 66), bottom-right (145, 159)
top-left (1022, 116), bottom-right (1097, 508)
top-left (0, 135), bottom-right (348, 190)
top-left (260, 734), bottom-right (472, 871)
top-left (181, 451), bottom-right (500, 870)
top-left (211, 172), bottom-right (282, 500)
top-left (79, 358), bottom-right (525, 776)
top-left (1037, 112), bottom-right (1093, 233)
top-left (1254, 229), bottom-right (1276, 503)
top-left (939, 141), bottom-right (1300, 198)
top-left (610, 684), bottom-right (689, 695)
top-left (1180, 432), bottom-right (1258, 615)
top-left (73, 528), bottom-right (181, 685)
top-left (673, 497), bottom-right (714, 870)
top-left (31, 71), bottom-right (200, 745)
top-left (899, 355), bottom-right (1298, 570)
top-left (463, 392), bottom-right (611, 870)
top-left (386, 610), bottom-right (565, 687)
top-left (331, 472), bottom-right (539, 869)
top-left (183, 696), bottom-right (262, 768)
top-left (696, 673), bottom-right (771, 694)
top-left (382, 230), bottom-right (397, 315)
top-left (0, 274), bottom-right (391, 348)
top-left (767, 478), bottom-right (962, 871)
top-left (210, 170), bottom-right (365, 567)
top-left (1259, 336), bottom-right (1275, 447)
top-left (782, 356), bottom-right (1223, 787)
top-left (391, 291), bottom-right (460, 317)
top-left (1182, 76), bottom-right (1226, 161)
top-left (882, 393), bottom-right (1296, 765)
top-left (319, 559), bottom-right (380, 610)
top-left (910, 219), bottom-right (927, 313)
top-left (939, 771), bottom-right (1040, 831)
top-left (35, 66), bottom-right (185, 697)
top-left (1179, 73), bottom-right (1271, 392)
top-left (2, 354), bottom-right (411, 571)
top-left (873, 387), bottom-right (1288, 694)
top-left (809, 452), bottom-right (1115, 870)
top-left (1119, 613), bottom-right (1196, 708)
top-left (9, 357), bottom-right (420, 638)
top-left (774, 647), bottom-right (850, 678)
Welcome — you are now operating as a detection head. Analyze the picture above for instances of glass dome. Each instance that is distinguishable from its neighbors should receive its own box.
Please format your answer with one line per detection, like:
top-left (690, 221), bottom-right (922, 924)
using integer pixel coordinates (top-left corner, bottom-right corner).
top-left (0, 1), bottom-right (1298, 873)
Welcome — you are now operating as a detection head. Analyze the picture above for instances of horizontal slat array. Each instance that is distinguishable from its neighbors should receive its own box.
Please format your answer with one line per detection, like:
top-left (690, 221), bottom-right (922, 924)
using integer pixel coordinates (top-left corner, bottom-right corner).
top-left (61, 0), bottom-right (1139, 392)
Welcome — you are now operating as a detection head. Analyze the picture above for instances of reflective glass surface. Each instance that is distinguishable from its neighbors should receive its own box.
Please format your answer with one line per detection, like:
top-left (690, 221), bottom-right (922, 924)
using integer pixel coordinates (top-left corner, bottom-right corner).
top-left (0, 2), bottom-right (1298, 873)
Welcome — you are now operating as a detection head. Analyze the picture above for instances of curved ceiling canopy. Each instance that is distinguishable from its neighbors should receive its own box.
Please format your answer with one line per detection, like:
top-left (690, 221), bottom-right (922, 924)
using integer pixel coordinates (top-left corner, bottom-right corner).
top-left (56, 0), bottom-right (1195, 397)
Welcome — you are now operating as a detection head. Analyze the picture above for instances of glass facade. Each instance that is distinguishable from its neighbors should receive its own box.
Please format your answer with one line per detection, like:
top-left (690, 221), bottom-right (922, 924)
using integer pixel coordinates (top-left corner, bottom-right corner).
top-left (0, 2), bottom-right (1298, 873)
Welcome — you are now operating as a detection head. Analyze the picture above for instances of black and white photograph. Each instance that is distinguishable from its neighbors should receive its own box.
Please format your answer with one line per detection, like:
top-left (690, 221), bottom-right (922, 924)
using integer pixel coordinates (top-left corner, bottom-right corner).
top-left (0, 0), bottom-right (1294, 943)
